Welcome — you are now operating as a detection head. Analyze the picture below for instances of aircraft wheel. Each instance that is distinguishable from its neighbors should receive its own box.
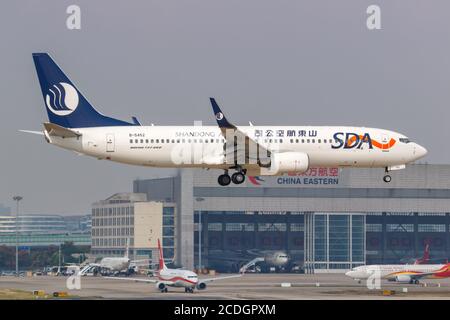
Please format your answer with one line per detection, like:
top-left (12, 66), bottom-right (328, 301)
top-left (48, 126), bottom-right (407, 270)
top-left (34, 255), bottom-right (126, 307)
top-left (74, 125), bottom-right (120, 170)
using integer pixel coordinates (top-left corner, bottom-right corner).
top-left (218, 174), bottom-right (231, 186)
top-left (383, 175), bottom-right (391, 183)
top-left (231, 172), bottom-right (245, 184)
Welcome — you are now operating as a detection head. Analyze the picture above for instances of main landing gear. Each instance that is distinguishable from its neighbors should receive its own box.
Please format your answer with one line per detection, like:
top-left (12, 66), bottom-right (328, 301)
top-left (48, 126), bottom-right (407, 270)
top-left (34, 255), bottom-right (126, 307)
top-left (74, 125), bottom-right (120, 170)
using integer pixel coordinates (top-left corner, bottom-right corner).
top-left (184, 287), bottom-right (194, 293)
top-left (218, 168), bottom-right (246, 186)
top-left (383, 167), bottom-right (392, 183)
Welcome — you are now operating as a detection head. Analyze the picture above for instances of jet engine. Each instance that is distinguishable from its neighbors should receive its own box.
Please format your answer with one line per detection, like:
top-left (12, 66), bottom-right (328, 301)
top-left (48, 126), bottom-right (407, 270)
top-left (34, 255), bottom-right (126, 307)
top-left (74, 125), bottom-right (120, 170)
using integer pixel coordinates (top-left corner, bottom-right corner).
top-left (263, 152), bottom-right (309, 175)
top-left (196, 282), bottom-right (207, 290)
top-left (395, 275), bottom-right (412, 283)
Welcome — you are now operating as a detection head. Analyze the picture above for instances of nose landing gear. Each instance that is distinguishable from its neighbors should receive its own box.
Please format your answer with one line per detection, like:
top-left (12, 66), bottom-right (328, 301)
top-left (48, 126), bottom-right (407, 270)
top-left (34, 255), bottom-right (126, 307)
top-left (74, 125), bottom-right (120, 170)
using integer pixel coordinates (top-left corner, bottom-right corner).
top-left (383, 167), bottom-right (392, 183)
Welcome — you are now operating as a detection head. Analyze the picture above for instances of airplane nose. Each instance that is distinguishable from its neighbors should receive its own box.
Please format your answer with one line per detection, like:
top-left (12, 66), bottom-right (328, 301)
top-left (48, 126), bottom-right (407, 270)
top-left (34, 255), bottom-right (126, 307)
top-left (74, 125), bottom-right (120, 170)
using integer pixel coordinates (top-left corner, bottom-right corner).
top-left (415, 144), bottom-right (428, 159)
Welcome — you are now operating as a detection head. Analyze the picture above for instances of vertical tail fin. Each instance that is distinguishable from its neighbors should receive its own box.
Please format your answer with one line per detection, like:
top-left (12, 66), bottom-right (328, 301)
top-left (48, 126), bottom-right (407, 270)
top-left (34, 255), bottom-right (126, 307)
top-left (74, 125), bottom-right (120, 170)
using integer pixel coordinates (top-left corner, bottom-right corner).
top-left (158, 239), bottom-right (167, 270)
top-left (422, 243), bottom-right (430, 262)
top-left (32, 53), bottom-right (136, 128)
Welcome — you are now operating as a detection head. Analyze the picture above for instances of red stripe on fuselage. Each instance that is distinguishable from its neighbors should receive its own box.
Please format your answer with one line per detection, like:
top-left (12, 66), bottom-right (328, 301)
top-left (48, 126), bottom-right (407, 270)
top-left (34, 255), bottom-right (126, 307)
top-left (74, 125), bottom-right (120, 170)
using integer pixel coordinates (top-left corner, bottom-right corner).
top-left (158, 275), bottom-right (197, 285)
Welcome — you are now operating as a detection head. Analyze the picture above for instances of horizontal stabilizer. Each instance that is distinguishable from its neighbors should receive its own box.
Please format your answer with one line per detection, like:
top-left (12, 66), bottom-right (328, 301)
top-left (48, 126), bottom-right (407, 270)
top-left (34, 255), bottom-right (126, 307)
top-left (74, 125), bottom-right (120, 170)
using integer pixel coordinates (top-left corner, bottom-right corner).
top-left (43, 122), bottom-right (81, 138)
top-left (19, 130), bottom-right (44, 135)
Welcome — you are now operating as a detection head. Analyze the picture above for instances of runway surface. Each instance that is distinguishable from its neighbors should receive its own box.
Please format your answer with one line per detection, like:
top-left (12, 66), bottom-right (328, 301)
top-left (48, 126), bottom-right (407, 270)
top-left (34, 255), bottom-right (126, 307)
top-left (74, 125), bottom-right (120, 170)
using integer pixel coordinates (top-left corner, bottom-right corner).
top-left (1, 273), bottom-right (450, 299)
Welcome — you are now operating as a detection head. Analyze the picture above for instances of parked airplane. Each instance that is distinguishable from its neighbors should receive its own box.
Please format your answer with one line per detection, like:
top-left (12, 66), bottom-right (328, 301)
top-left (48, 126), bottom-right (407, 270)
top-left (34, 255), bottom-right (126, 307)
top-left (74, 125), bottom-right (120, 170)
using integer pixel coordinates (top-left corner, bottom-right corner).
top-left (106, 239), bottom-right (242, 293)
top-left (80, 239), bottom-right (148, 276)
top-left (27, 53), bottom-right (427, 185)
top-left (345, 263), bottom-right (450, 284)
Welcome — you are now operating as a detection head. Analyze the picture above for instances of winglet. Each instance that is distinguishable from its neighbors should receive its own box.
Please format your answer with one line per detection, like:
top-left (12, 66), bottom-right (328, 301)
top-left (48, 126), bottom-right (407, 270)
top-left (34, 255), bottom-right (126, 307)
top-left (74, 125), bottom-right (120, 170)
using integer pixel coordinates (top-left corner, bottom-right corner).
top-left (131, 116), bottom-right (141, 126)
top-left (209, 98), bottom-right (235, 129)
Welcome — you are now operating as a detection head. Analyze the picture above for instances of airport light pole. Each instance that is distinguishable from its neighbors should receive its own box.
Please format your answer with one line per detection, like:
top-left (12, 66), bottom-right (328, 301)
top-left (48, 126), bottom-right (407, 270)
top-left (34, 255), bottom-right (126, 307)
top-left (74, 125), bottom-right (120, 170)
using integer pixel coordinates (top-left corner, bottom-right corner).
top-left (195, 198), bottom-right (205, 272)
top-left (13, 196), bottom-right (23, 277)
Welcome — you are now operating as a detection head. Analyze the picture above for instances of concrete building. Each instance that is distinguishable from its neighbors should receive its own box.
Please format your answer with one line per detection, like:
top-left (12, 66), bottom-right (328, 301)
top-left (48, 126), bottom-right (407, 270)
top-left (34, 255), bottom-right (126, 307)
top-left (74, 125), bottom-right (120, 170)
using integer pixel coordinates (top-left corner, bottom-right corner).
top-left (0, 214), bottom-right (91, 247)
top-left (0, 214), bottom-right (67, 234)
top-left (133, 164), bottom-right (450, 272)
top-left (91, 193), bottom-right (176, 261)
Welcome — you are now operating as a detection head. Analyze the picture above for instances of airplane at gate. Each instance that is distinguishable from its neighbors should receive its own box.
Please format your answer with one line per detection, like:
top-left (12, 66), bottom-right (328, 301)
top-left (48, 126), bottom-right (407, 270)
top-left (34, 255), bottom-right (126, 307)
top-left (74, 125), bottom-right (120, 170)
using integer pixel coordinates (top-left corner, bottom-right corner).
top-left (26, 53), bottom-right (428, 185)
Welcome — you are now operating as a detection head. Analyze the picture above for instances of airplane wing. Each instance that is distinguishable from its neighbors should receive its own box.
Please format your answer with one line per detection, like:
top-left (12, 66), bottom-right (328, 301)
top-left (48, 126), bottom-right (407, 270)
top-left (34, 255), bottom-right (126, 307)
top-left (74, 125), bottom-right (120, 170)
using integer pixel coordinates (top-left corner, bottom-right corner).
top-left (104, 276), bottom-right (158, 283)
top-left (199, 274), bottom-right (242, 283)
top-left (210, 98), bottom-right (271, 167)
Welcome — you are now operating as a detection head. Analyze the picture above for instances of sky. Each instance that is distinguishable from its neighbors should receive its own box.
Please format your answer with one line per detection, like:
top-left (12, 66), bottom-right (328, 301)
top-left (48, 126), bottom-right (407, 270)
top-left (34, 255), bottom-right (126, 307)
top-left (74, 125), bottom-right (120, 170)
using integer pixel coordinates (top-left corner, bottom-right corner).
top-left (0, 0), bottom-right (449, 215)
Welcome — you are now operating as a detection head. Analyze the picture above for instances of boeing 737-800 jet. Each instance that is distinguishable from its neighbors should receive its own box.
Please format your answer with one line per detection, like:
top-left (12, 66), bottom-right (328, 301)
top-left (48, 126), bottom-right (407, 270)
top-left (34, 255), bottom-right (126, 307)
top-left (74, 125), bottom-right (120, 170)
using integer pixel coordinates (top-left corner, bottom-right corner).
top-left (28, 53), bottom-right (428, 185)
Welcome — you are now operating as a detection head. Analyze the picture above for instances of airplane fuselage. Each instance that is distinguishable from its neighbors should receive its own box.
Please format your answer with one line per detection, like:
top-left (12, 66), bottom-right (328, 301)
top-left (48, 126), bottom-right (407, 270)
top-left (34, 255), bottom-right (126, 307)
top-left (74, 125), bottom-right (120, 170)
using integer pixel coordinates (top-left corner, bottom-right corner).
top-left (46, 125), bottom-right (426, 176)
top-left (346, 264), bottom-right (450, 281)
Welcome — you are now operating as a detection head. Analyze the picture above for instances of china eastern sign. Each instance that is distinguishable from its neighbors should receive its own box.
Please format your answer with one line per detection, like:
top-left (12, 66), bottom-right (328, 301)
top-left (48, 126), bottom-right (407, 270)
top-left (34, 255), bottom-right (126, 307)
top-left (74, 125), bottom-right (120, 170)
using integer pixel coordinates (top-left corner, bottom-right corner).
top-left (248, 168), bottom-right (340, 186)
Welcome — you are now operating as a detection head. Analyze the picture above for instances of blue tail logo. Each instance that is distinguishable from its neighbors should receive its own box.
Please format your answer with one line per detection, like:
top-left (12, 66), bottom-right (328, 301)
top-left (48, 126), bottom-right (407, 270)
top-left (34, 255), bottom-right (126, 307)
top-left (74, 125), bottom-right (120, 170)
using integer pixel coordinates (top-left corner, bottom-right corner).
top-left (46, 82), bottom-right (79, 116)
top-left (33, 53), bottom-right (137, 128)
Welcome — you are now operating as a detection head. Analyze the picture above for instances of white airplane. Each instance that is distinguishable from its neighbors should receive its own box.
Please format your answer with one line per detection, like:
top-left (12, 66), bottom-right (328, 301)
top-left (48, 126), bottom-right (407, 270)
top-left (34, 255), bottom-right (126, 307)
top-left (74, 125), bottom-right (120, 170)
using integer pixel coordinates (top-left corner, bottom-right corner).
top-left (106, 239), bottom-right (242, 293)
top-left (27, 53), bottom-right (427, 185)
top-left (80, 239), bottom-right (148, 275)
top-left (345, 263), bottom-right (450, 284)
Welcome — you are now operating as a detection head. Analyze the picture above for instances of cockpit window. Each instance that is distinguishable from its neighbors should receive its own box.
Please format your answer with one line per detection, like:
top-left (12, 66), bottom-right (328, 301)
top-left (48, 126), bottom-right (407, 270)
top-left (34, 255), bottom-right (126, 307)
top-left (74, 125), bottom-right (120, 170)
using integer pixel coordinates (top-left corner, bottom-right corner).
top-left (399, 138), bottom-right (410, 144)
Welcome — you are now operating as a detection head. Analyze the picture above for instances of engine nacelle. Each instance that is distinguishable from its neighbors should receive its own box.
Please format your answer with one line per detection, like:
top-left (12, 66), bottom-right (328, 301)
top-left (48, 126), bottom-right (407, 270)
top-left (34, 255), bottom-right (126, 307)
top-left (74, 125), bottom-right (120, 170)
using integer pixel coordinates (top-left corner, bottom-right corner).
top-left (395, 275), bottom-right (412, 283)
top-left (156, 282), bottom-right (166, 290)
top-left (196, 282), bottom-right (207, 290)
top-left (263, 152), bottom-right (309, 175)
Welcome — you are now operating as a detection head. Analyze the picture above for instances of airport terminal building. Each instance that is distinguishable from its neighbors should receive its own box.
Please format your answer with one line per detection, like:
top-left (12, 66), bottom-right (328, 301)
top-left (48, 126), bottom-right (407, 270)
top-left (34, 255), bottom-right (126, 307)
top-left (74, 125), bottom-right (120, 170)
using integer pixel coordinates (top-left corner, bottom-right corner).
top-left (129, 164), bottom-right (450, 273)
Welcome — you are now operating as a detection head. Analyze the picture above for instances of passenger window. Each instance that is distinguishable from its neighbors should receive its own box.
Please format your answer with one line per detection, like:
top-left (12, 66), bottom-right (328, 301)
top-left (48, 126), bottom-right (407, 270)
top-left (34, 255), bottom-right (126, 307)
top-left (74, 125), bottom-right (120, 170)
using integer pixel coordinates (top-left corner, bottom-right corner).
top-left (166, 139), bottom-right (170, 143)
top-left (290, 139), bottom-right (294, 143)
top-left (151, 139), bottom-right (154, 143)
top-left (145, 139), bottom-right (149, 143)
top-left (135, 139), bottom-right (138, 143)
top-left (156, 139), bottom-right (159, 143)
top-left (307, 139), bottom-right (310, 143)
top-left (296, 139), bottom-right (299, 143)
top-left (130, 139), bottom-right (133, 143)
